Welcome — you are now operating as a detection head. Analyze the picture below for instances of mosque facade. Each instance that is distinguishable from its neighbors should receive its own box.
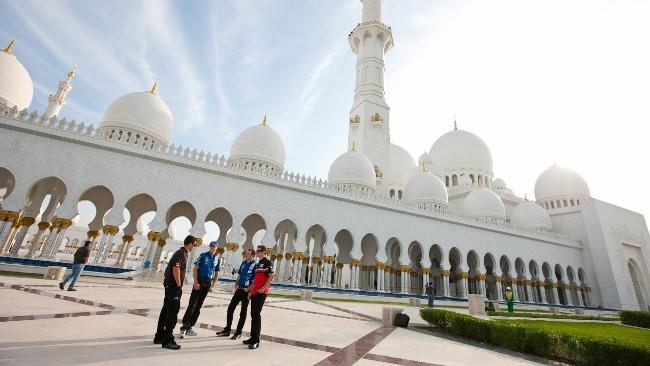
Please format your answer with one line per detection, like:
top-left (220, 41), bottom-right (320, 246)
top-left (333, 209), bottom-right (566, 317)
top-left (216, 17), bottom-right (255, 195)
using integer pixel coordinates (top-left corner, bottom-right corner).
top-left (0, 0), bottom-right (648, 311)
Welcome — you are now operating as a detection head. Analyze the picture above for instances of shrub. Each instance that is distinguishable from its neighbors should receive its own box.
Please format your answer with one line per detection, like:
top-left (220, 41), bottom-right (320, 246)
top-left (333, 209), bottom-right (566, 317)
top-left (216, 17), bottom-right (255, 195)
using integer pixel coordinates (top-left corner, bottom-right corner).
top-left (621, 310), bottom-right (650, 329)
top-left (420, 308), bottom-right (650, 365)
top-left (486, 310), bottom-right (619, 321)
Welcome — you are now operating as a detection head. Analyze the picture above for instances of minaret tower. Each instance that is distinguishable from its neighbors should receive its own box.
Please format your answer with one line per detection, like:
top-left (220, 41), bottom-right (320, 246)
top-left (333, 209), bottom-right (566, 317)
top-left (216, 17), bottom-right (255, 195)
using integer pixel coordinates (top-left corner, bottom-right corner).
top-left (347, 0), bottom-right (394, 188)
top-left (43, 64), bottom-right (76, 120)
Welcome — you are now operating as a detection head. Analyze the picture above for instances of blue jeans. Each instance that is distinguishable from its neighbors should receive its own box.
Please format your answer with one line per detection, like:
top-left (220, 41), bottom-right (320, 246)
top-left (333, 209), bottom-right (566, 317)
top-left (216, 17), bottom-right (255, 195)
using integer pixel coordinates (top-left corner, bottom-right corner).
top-left (61, 264), bottom-right (85, 289)
top-left (428, 295), bottom-right (434, 307)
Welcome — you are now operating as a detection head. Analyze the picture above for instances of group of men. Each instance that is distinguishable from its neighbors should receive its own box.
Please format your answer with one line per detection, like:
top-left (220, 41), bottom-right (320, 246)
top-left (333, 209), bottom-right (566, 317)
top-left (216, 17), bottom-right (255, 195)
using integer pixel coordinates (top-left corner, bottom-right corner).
top-left (153, 235), bottom-right (274, 351)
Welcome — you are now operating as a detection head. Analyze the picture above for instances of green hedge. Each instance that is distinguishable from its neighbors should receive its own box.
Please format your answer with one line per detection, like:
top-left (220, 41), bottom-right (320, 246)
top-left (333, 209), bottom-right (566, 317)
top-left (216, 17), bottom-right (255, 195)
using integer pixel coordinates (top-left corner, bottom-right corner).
top-left (621, 310), bottom-right (650, 329)
top-left (421, 308), bottom-right (650, 365)
top-left (486, 310), bottom-right (620, 321)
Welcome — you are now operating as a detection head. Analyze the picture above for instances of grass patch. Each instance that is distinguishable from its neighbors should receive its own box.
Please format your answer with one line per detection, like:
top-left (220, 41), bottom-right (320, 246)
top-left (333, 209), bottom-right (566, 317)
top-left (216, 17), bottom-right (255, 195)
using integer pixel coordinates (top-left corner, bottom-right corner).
top-left (0, 271), bottom-right (43, 279)
top-left (501, 319), bottom-right (650, 348)
top-left (488, 311), bottom-right (620, 321)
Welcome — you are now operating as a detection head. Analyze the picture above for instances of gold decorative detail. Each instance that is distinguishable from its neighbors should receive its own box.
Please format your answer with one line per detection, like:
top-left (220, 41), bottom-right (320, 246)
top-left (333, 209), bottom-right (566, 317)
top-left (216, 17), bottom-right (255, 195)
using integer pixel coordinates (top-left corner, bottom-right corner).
top-left (261, 114), bottom-right (267, 125)
top-left (102, 225), bottom-right (119, 235)
top-left (194, 238), bottom-right (203, 247)
top-left (352, 141), bottom-right (357, 151)
top-left (374, 165), bottom-right (383, 178)
top-left (478, 274), bottom-right (487, 281)
top-left (336, 263), bottom-right (344, 269)
top-left (324, 256), bottom-right (334, 264)
top-left (351, 259), bottom-right (361, 267)
top-left (147, 231), bottom-right (162, 242)
top-left (87, 230), bottom-right (100, 239)
top-left (5, 211), bottom-right (19, 222)
top-left (266, 248), bottom-right (274, 256)
top-left (370, 113), bottom-right (383, 122)
top-left (495, 276), bottom-right (502, 281)
top-left (157, 238), bottom-right (167, 247)
top-left (216, 247), bottom-right (225, 255)
top-left (292, 252), bottom-right (305, 261)
top-left (459, 272), bottom-right (469, 279)
top-left (149, 81), bottom-right (158, 95)
top-left (349, 115), bottom-right (360, 124)
top-left (67, 64), bottom-right (77, 79)
top-left (551, 282), bottom-right (558, 288)
top-left (37, 222), bottom-right (51, 231)
top-left (525, 280), bottom-right (533, 286)
top-left (20, 217), bottom-right (36, 226)
top-left (226, 242), bottom-right (240, 251)
top-left (510, 278), bottom-right (518, 284)
top-left (59, 219), bottom-right (73, 230)
top-left (284, 253), bottom-right (292, 260)
top-left (441, 270), bottom-right (451, 276)
top-left (3, 39), bottom-right (15, 54)
top-left (376, 262), bottom-right (385, 269)
top-left (0, 210), bottom-right (7, 221)
top-left (122, 235), bottom-right (134, 243)
top-left (400, 265), bottom-right (410, 272)
top-left (421, 268), bottom-right (431, 275)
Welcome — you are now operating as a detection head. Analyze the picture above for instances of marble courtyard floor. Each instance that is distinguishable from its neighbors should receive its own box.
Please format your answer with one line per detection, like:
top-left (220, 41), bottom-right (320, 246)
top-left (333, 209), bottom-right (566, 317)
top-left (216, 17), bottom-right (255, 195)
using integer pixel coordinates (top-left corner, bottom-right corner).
top-left (0, 275), bottom-right (552, 366)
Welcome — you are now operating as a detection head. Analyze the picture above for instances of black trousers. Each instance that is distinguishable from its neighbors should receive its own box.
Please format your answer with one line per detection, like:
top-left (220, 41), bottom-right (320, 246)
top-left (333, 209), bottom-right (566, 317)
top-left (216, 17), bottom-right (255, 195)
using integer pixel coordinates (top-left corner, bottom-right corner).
top-left (225, 288), bottom-right (250, 333)
top-left (155, 286), bottom-right (182, 345)
top-left (250, 293), bottom-right (267, 342)
top-left (180, 279), bottom-right (211, 330)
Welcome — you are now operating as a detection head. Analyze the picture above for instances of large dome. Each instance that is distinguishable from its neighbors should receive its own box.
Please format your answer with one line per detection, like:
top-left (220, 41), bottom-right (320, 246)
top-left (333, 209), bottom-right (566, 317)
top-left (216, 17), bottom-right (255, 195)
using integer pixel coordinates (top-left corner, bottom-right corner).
top-left (386, 143), bottom-right (416, 187)
top-left (100, 90), bottom-right (173, 145)
top-left (328, 149), bottom-right (376, 191)
top-left (462, 188), bottom-right (506, 219)
top-left (534, 165), bottom-right (590, 202)
top-left (404, 170), bottom-right (448, 206)
top-left (0, 42), bottom-right (33, 110)
top-left (230, 119), bottom-right (286, 170)
top-left (430, 129), bottom-right (493, 174)
top-left (510, 201), bottom-right (552, 230)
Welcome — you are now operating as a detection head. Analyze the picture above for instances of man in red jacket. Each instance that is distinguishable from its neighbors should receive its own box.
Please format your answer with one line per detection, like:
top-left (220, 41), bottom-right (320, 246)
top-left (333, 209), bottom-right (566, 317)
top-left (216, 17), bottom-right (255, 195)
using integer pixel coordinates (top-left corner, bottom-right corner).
top-left (243, 244), bottom-right (274, 349)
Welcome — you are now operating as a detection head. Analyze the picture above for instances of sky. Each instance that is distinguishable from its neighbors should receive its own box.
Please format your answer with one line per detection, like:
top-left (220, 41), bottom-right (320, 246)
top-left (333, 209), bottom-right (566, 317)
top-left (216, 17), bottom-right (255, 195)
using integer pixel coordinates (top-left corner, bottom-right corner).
top-left (2, 0), bottom-right (650, 240)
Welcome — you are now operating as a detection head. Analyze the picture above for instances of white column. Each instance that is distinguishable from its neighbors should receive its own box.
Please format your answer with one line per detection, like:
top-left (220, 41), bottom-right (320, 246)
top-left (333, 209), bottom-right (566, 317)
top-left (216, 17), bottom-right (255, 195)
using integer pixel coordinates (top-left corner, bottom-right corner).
top-left (539, 282), bottom-right (547, 303)
top-left (151, 238), bottom-right (166, 272)
top-left (38, 223), bottom-right (61, 259)
top-left (479, 276), bottom-right (487, 296)
top-left (496, 276), bottom-right (504, 301)
top-left (8, 217), bottom-right (36, 256)
top-left (526, 282), bottom-right (533, 303)
top-left (442, 269), bottom-right (450, 297)
top-left (554, 283), bottom-right (562, 304)
top-left (118, 235), bottom-right (134, 267)
top-left (25, 222), bottom-right (51, 258)
top-left (0, 213), bottom-right (16, 254)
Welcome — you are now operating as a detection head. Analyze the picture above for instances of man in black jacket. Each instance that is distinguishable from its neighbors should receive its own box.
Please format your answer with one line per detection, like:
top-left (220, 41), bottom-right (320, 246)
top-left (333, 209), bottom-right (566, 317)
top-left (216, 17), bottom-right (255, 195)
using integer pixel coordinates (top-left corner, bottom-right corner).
top-left (153, 235), bottom-right (195, 350)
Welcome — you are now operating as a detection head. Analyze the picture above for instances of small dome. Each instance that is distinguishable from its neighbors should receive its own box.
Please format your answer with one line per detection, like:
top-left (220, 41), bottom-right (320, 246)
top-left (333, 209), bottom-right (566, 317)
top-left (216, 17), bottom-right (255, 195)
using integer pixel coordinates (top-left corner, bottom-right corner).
top-left (534, 165), bottom-right (590, 201)
top-left (0, 42), bottom-right (33, 110)
top-left (463, 188), bottom-right (506, 219)
top-left (510, 201), bottom-right (552, 230)
top-left (328, 149), bottom-right (376, 191)
top-left (418, 152), bottom-right (434, 167)
top-left (100, 90), bottom-right (173, 145)
top-left (404, 171), bottom-right (448, 205)
top-left (386, 143), bottom-right (416, 187)
top-left (430, 129), bottom-right (493, 174)
top-left (230, 119), bottom-right (286, 170)
top-left (492, 178), bottom-right (507, 189)
top-left (459, 174), bottom-right (472, 186)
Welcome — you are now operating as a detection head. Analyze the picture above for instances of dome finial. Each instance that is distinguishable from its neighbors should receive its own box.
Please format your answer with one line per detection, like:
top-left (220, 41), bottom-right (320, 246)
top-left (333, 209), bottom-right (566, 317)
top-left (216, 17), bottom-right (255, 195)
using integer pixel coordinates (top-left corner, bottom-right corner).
top-left (149, 81), bottom-right (158, 95)
top-left (352, 141), bottom-right (357, 151)
top-left (453, 115), bottom-right (458, 130)
top-left (3, 39), bottom-right (15, 54)
top-left (261, 114), bottom-right (267, 125)
top-left (67, 64), bottom-right (77, 80)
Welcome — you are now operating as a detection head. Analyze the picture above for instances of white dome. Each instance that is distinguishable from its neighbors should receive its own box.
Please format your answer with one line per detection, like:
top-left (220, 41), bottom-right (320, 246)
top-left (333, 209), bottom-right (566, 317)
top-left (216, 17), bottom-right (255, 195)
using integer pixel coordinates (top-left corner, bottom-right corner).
top-left (404, 171), bottom-right (448, 205)
top-left (418, 152), bottom-right (434, 167)
top-left (459, 174), bottom-right (472, 186)
top-left (0, 44), bottom-right (33, 110)
top-left (430, 129), bottom-right (493, 173)
top-left (463, 188), bottom-right (506, 219)
top-left (328, 150), bottom-right (376, 190)
top-left (510, 201), bottom-right (552, 230)
top-left (100, 91), bottom-right (173, 144)
top-left (492, 178), bottom-right (507, 189)
top-left (386, 143), bottom-right (416, 186)
top-left (534, 165), bottom-right (590, 201)
top-left (230, 122), bottom-right (286, 170)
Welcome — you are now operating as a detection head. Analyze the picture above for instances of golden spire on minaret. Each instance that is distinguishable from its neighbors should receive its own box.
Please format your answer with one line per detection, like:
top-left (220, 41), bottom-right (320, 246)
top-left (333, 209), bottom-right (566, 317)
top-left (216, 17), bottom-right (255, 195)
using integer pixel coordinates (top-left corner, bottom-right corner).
top-left (453, 116), bottom-right (458, 131)
top-left (67, 64), bottom-right (78, 80)
top-left (352, 141), bottom-right (357, 151)
top-left (149, 81), bottom-right (158, 95)
top-left (3, 40), bottom-right (15, 54)
top-left (261, 114), bottom-right (267, 125)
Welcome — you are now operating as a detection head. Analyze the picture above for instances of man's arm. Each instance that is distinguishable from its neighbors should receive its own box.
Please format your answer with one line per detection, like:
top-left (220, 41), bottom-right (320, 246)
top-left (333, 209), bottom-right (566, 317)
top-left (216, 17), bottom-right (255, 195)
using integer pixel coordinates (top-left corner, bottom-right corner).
top-left (173, 267), bottom-right (182, 288)
top-left (192, 265), bottom-right (199, 290)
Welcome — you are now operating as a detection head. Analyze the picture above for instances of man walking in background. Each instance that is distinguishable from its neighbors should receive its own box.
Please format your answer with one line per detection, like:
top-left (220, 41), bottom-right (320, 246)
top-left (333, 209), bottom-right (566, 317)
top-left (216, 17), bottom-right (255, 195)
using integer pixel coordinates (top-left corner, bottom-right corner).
top-left (59, 240), bottom-right (92, 291)
top-left (153, 235), bottom-right (196, 350)
top-left (216, 248), bottom-right (256, 339)
top-left (179, 241), bottom-right (221, 338)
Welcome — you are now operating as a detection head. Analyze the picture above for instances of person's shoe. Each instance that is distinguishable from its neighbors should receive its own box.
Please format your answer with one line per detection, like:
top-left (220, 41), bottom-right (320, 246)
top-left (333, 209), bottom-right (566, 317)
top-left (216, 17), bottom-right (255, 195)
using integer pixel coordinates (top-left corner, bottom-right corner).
top-left (67, 288), bottom-right (77, 291)
top-left (59, 282), bottom-right (64, 290)
top-left (242, 338), bottom-right (254, 345)
top-left (162, 341), bottom-right (181, 350)
top-left (216, 329), bottom-right (231, 337)
top-left (179, 329), bottom-right (187, 339)
top-left (153, 338), bottom-right (163, 345)
top-left (248, 341), bottom-right (260, 349)
top-left (185, 328), bottom-right (198, 336)
top-left (230, 332), bottom-right (242, 340)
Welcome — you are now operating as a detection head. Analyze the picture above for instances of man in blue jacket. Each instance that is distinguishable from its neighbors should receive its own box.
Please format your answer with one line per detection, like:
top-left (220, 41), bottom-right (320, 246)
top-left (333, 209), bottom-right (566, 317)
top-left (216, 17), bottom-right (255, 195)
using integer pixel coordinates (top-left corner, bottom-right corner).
top-left (216, 248), bottom-right (256, 339)
top-left (179, 241), bottom-right (221, 338)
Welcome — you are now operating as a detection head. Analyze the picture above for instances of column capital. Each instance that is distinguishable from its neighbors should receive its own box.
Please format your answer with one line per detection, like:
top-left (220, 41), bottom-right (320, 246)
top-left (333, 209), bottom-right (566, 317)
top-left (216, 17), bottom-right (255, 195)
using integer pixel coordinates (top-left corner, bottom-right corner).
top-left (495, 275), bottom-right (502, 281)
top-left (226, 242), bottom-right (239, 251)
top-left (421, 268), bottom-right (431, 275)
top-left (37, 222), bottom-right (51, 231)
top-left (157, 238), bottom-right (167, 247)
top-left (59, 219), bottom-right (73, 229)
top-left (20, 216), bottom-right (36, 226)
top-left (441, 269), bottom-right (450, 277)
top-left (102, 225), bottom-right (119, 235)
top-left (459, 271), bottom-right (469, 279)
top-left (87, 230), bottom-right (100, 239)
top-left (122, 235), bottom-right (134, 243)
top-left (3, 211), bottom-right (19, 222)
top-left (376, 262), bottom-right (385, 269)
top-left (147, 231), bottom-right (162, 241)
top-left (0, 210), bottom-right (7, 221)
top-left (551, 282), bottom-right (558, 288)
top-left (350, 259), bottom-right (361, 267)
top-left (478, 274), bottom-right (486, 280)
top-left (194, 238), bottom-right (203, 247)
top-left (399, 264), bottom-right (410, 272)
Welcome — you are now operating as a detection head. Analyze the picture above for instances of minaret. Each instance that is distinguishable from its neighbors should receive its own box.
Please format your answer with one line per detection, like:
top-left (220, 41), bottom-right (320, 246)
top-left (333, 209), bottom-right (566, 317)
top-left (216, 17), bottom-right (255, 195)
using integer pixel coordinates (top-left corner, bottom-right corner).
top-left (43, 64), bottom-right (76, 120)
top-left (347, 0), bottom-right (394, 190)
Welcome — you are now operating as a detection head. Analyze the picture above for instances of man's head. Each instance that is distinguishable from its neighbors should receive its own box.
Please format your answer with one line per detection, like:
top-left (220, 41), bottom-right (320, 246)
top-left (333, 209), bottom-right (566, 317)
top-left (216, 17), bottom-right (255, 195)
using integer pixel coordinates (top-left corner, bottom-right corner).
top-left (244, 248), bottom-right (255, 261)
top-left (84, 240), bottom-right (92, 248)
top-left (184, 235), bottom-right (196, 250)
top-left (255, 245), bottom-right (267, 259)
top-left (209, 241), bottom-right (218, 255)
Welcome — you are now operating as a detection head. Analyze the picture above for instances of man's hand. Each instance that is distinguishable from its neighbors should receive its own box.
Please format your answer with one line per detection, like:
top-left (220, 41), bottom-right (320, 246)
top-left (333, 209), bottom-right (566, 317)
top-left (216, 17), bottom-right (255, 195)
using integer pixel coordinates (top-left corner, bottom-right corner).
top-left (193, 282), bottom-right (199, 290)
top-left (247, 291), bottom-right (252, 300)
top-left (208, 286), bottom-right (213, 293)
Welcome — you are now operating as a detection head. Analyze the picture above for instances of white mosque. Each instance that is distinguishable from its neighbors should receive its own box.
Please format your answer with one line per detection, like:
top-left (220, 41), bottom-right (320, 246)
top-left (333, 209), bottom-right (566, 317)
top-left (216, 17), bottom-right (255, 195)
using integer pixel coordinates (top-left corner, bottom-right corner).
top-left (0, 0), bottom-right (648, 311)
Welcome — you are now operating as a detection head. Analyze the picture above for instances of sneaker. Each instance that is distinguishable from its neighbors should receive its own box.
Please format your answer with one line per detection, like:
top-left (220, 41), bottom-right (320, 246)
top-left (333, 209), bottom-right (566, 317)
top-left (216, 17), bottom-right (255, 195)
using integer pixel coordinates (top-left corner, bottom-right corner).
top-left (162, 341), bottom-right (181, 350)
top-left (179, 329), bottom-right (186, 339)
top-left (216, 329), bottom-right (231, 337)
top-left (230, 332), bottom-right (242, 340)
top-left (242, 338), bottom-right (254, 345)
top-left (185, 328), bottom-right (198, 336)
top-left (248, 341), bottom-right (260, 349)
top-left (67, 288), bottom-right (77, 292)
top-left (59, 282), bottom-right (64, 290)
